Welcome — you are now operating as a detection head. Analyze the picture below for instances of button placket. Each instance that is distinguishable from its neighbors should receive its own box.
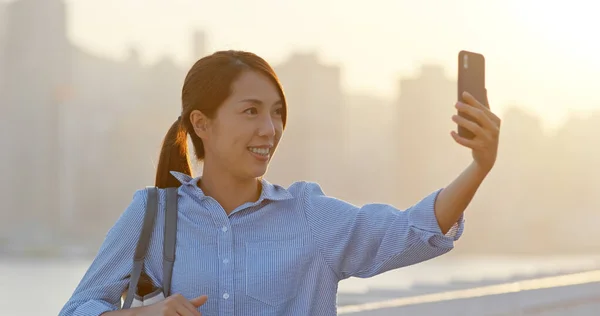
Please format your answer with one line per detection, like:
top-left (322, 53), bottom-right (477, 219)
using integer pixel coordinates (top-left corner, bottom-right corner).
top-left (217, 220), bottom-right (234, 311)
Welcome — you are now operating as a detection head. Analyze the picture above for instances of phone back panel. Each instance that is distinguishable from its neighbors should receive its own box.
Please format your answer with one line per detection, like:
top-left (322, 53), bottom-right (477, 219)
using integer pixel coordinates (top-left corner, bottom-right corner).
top-left (457, 50), bottom-right (487, 139)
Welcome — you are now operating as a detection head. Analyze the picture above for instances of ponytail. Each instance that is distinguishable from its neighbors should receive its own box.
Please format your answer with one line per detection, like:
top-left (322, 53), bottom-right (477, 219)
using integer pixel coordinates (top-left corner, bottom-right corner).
top-left (155, 118), bottom-right (191, 188)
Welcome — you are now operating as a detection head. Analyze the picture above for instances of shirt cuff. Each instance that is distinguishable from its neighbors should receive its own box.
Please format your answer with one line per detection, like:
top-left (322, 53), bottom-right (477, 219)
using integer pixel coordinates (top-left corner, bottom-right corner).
top-left (407, 188), bottom-right (465, 242)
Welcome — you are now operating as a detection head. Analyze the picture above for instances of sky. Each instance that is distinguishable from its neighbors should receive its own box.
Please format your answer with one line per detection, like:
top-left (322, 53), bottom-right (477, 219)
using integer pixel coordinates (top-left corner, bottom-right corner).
top-left (6, 0), bottom-right (600, 129)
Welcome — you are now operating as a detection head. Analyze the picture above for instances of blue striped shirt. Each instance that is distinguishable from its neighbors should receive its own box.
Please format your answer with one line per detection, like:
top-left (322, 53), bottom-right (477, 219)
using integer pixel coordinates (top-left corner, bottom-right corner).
top-left (59, 171), bottom-right (464, 316)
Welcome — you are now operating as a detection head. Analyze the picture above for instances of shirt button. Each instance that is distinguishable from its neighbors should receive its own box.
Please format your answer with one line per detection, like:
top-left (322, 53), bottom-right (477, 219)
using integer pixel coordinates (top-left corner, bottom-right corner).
top-left (221, 226), bottom-right (228, 232)
top-left (223, 293), bottom-right (230, 299)
top-left (223, 258), bottom-right (229, 264)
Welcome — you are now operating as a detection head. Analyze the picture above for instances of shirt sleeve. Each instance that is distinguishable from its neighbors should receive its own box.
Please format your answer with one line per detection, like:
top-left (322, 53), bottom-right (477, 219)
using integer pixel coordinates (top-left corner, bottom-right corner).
top-left (58, 189), bottom-right (147, 316)
top-left (302, 182), bottom-right (464, 280)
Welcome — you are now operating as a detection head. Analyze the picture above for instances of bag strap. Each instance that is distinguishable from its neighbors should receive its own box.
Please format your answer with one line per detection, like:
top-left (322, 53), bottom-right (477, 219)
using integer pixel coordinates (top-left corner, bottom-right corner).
top-left (122, 187), bottom-right (159, 309)
top-left (162, 187), bottom-right (178, 297)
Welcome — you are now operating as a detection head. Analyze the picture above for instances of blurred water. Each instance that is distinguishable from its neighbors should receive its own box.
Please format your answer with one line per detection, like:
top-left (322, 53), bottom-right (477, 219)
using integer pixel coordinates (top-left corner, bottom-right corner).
top-left (1, 255), bottom-right (600, 316)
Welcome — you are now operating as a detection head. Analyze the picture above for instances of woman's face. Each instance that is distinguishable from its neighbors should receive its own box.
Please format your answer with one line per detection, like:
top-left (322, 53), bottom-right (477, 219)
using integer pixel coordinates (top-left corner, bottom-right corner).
top-left (192, 70), bottom-right (284, 180)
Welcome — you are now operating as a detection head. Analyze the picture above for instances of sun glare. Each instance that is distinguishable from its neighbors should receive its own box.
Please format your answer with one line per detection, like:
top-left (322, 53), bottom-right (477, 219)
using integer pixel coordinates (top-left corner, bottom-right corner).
top-left (510, 1), bottom-right (600, 67)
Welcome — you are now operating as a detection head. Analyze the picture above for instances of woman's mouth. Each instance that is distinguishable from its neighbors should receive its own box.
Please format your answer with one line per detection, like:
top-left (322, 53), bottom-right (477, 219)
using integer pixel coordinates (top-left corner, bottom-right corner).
top-left (248, 147), bottom-right (271, 161)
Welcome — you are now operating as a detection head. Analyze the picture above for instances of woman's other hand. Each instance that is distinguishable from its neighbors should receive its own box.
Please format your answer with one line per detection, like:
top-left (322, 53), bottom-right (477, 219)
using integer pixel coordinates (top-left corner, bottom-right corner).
top-left (136, 294), bottom-right (208, 316)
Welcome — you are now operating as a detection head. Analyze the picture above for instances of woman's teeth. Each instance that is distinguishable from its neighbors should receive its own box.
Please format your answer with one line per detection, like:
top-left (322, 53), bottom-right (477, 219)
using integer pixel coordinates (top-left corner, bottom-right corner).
top-left (248, 147), bottom-right (269, 156)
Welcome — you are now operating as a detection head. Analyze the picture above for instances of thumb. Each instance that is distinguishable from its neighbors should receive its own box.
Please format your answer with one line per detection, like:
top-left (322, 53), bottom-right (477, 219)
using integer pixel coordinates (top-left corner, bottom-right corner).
top-left (190, 295), bottom-right (208, 307)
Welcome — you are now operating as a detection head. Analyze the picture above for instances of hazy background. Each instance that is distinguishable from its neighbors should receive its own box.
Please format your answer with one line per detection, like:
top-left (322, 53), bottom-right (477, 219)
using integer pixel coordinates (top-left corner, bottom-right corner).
top-left (1, 0), bottom-right (600, 315)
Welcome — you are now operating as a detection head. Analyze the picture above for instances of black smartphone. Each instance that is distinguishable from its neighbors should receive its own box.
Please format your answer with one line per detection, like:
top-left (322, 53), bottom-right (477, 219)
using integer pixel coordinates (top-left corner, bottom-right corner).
top-left (457, 50), bottom-right (488, 139)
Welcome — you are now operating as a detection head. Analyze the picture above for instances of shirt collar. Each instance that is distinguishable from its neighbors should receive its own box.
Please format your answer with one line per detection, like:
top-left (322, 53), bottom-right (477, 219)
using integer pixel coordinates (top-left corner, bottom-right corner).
top-left (170, 171), bottom-right (294, 202)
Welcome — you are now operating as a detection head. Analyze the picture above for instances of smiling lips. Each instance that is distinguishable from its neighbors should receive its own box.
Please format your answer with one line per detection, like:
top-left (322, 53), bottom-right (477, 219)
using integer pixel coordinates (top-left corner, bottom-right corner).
top-left (248, 146), bottom-right (271, 161)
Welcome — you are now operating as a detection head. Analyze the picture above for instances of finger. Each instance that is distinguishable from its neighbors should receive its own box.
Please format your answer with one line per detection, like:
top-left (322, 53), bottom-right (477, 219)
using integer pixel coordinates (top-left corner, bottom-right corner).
top-left (462, 91), bottom-right (501, 125)
top-left (190, 295), bottom-right (208, 307)
top-left (175, 295), bottom-right (201, 316)
top-left (183, 301), bottom-right (202, 316)
top-left (451, 131), bottom-right (481, 149)
top-left (462, 91), bottom-right (487, 109)
top-left (455, 102), bottom-right (495, 130)
top-left (175, 305), bottom-right (195, 316)
top-left (452, 114), bottom-right (486, 137)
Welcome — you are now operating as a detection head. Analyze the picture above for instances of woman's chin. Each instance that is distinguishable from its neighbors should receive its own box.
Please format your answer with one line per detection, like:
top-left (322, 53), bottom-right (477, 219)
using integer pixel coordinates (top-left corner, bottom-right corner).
top-left (246, 164), bottom-right (269, 179)
top-left (252, 168), bottom-right (269, 179)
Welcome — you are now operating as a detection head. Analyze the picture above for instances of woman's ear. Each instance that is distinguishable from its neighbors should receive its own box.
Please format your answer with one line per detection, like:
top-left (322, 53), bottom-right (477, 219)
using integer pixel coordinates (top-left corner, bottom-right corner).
top-left (190, 110), bottom-right (209, 139)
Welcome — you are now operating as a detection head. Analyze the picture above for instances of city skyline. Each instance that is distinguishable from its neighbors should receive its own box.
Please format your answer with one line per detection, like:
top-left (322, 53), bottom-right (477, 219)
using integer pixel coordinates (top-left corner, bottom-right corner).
top-left (2, 0), bottom-right (597, 128)
top-left (58, 0), bottom-right (600, 130)
top-left (1, 0), bottom-right (600, 258)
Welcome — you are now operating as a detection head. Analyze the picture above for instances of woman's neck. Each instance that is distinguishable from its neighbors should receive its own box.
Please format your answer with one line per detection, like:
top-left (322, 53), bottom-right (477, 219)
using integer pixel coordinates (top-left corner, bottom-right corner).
top-left (199, 168), bottom-right (261, 215)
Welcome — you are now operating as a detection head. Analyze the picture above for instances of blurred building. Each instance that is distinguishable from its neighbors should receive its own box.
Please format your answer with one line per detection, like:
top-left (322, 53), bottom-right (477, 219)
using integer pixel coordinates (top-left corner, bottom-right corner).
top-left (0, 0), bottom-right (71, 250)
top-left (342, 93), bottom-right (396, 203)
top-left (270, 52), bottom-right (347, 194)
top-left (394, 65), bottom-right (467, 205)
top-left (0, 1), bottom-right (6, 93)
top-left (0, 0), bottom-right (7, 249)
top-left (62, 32), bottom-right (204, 245)
top-left (192, 30), bottom-right (207, 61)
top-left (0, 0), bottom-right (208, 249)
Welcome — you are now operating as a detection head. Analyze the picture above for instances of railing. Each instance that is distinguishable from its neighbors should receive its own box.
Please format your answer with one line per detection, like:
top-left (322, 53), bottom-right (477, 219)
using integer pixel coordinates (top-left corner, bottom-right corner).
top-left (338, 269), bottom-right (600, 315)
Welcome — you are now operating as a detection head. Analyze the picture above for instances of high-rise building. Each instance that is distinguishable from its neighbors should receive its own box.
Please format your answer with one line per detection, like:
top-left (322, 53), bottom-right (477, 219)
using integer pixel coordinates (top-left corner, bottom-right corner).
top-left (394, 65), bottom-right (466, 204)
top-left (0, 1), bottom-right (6, 93)
top-left (0, 0), bottom-right (7, 118)
top-left (0, 0), bottom-right (72, 247)
top-left (192, 30), bottom-right (207, 60)
top-left (271, 53), bottom-right (346, 193)
top-left (0, 1), bottom-right (8, 250)
top-left (0, 0), bottom-right (215, 251)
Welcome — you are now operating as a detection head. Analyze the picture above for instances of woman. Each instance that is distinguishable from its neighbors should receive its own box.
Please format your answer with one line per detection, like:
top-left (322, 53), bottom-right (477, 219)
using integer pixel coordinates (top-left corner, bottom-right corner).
top-left (59, 50), bottom-right (500, 316)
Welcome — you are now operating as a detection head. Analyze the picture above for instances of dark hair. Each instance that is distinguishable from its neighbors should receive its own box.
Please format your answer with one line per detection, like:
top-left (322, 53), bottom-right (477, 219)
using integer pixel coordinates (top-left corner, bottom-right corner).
top-left (155, 50), bottom-right (288, 188)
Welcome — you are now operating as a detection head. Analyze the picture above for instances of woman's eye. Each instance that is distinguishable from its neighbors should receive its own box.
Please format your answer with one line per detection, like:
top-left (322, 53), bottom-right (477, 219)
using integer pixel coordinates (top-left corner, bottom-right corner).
top-left (274, 108), bottom-right (283, 116)
top-left (244, 108), bottom-right (258, 115)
